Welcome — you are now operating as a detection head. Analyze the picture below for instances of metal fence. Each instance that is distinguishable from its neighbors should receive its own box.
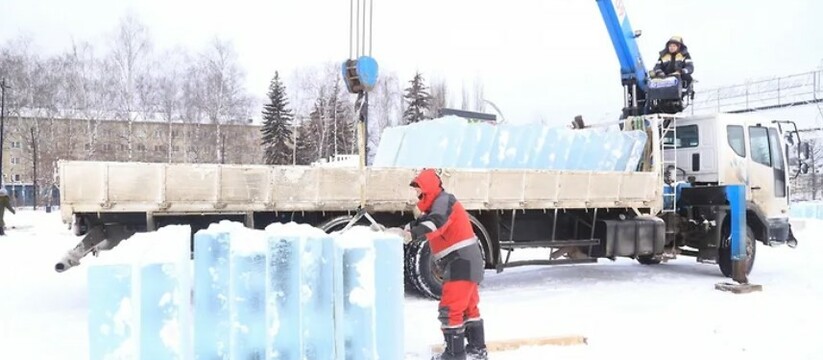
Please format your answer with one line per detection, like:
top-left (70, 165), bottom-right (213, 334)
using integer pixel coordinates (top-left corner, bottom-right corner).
top-left (690, 70), bottom-right (823, 115)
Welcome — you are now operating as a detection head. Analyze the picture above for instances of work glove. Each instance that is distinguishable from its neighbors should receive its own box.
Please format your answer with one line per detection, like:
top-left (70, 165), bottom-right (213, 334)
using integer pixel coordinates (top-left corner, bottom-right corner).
top-left (384, 227), bottom-right (413, 244)
top-left (412, 205), bottom-right (423, 219)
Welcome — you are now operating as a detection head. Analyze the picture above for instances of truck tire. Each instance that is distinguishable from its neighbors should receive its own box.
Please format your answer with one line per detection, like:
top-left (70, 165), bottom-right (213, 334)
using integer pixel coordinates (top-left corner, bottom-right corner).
top-left (718, 226), bottom-right (756, 278)
top-left (405, 237), bottom-right (442, 300)
top-left (636, 255), bottom-right (662, 265)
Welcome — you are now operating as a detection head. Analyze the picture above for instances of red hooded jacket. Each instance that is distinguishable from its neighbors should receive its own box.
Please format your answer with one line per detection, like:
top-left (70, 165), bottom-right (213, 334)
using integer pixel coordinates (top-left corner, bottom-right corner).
top-left (408, 169), bottom-right (478, 262)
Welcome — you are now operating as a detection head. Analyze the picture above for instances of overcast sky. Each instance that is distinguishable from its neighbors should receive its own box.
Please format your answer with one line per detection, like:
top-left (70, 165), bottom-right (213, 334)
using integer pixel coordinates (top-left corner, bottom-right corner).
top-left (2, 0), bottom-right (822, 127)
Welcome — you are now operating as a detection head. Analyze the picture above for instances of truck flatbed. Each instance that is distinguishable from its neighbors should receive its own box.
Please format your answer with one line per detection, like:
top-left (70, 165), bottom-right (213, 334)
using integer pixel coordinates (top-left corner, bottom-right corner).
top-left (59, 160), bottom-right (662, 223)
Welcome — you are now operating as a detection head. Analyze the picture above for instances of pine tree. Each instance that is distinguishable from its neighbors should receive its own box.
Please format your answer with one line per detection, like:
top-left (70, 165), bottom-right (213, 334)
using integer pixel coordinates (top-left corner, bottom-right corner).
top-left (403, 72), bottom-right (433, 124)
top-left (295, 118), bottom-right (317, 165)
top-left (260, 72), bottom-right (294, 165)
top-left (328, 80), bottom-right (354, 156)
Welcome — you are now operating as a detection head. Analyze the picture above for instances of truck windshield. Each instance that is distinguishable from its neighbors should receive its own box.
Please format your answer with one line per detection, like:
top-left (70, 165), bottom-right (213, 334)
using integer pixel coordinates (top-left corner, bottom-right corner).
top-left (662, 125), bottom-right (699, 148)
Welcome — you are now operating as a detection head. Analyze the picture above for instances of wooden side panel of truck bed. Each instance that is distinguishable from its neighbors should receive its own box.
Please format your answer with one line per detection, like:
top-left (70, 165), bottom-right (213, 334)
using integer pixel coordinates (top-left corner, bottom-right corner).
top-left (59, 161), bottom-right (662, 223)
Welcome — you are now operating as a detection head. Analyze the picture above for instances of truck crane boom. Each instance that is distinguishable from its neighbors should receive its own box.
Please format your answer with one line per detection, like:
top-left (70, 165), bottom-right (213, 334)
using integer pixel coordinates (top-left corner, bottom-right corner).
top-left (596, 0), bottom-right (650, 117)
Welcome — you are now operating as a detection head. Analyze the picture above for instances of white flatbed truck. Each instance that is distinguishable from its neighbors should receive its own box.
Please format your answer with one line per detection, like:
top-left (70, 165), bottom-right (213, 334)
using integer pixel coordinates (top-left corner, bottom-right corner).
top-left (55, 113), bottom-right (803, 299)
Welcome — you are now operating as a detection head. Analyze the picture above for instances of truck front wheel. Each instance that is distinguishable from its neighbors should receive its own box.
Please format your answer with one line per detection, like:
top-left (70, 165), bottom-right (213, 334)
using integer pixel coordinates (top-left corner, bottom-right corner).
top-left (718, 226), bottom-right (756, 278)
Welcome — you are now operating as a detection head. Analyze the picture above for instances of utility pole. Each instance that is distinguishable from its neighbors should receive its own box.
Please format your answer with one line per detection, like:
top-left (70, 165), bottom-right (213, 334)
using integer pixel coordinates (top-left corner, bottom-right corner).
top-left (0, 79), bottom-right (9, 186)
top-left (31, 126), bottom-right (37, 209)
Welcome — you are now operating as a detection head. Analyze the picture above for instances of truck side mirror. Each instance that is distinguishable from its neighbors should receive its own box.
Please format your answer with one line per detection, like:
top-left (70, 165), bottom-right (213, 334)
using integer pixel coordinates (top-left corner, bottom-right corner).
top-left (784, 133), bottom-right (795, 146)
top-left (799, 142), bottom-right (811, 161)
top-left (800, 162), bottom-right (810, 175)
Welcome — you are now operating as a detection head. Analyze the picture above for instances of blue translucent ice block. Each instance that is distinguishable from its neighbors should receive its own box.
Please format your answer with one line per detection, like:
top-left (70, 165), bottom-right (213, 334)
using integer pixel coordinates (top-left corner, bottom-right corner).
top-left (301, 236), bottom-right (336, 359)
top-left (469, 124), bottom-right (497, 168)
top-left (267, 235), bottom-right (303, 359)
top-left (372, 126), bottom-right (406, 167)
top-left (88, 264), bottom-right (134, 360)
top-left (229, 245), bottom-right (267, 359)
top-left (139, 263), bottom-right (182, 360)
top-left (342, 246), bottom-right (376, 359)
top-left (373, 236), bottom-right (404, 360)
top-left (193, 231), bottom-right (231, 360)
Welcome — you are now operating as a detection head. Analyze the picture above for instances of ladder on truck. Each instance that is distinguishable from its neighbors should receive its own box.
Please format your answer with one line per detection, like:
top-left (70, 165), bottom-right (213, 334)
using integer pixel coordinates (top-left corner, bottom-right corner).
top-left (660, 116), bottom-right (678, 213)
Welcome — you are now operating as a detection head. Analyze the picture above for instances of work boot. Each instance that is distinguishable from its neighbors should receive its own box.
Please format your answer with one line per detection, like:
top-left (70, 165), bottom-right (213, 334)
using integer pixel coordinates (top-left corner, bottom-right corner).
top-left (465, 320), bottom-right (488, 360)
top-left (431, 328), bottom-right (466, 360)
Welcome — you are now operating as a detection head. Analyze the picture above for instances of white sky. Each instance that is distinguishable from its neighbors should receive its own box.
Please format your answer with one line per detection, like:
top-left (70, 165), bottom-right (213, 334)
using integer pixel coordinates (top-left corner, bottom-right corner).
top-left (2, 0), bottom-right (823, 127)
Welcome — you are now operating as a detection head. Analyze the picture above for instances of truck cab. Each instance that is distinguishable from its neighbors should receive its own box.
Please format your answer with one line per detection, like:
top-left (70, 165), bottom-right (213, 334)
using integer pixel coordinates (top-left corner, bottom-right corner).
top-left (664, 113), bottom-right (797, 248)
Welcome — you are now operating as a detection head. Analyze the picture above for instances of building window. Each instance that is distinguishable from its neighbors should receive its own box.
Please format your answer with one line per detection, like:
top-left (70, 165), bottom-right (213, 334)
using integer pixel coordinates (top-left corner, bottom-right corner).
top-left (154, 129), bottom-right (163, 137)
top-left (173, 145), bottom-right (180, 152)
top-left (119, 144), bottom-right (127, 151)
top-left (154, 145), bottom-right (165, 152)
top-left (11, 141), bottom-right (21, 149)
top-left (11, 157), bottom-right (20, 165)
top-left (13, 174), bottom-right (21, 182)
top-left (84, 143), bottom-right (91, 151)
top-left (137, 144), bottom-right (146, 151)
top-left (172, 130), bottom-right (179, 137)
top-left (102, 143), bottom-right (113, 151)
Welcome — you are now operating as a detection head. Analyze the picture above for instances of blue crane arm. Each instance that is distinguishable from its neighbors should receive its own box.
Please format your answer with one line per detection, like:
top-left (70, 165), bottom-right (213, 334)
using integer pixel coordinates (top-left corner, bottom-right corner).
top-left (596, 0), bottom-right (649, 92)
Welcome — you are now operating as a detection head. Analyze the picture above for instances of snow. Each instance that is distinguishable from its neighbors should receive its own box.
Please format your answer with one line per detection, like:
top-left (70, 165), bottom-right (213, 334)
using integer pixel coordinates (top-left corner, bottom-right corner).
top-left (2, 209), bottom-right (822, 359)
top-left (86, 224), bottom-right (191, 266)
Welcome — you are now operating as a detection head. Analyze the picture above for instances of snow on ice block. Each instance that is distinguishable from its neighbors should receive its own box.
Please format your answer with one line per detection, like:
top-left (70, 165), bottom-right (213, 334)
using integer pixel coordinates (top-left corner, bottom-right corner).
top-left (87, 225), bottom-right (192, 360)
top-left (373, 116), bottom-right (648, 171)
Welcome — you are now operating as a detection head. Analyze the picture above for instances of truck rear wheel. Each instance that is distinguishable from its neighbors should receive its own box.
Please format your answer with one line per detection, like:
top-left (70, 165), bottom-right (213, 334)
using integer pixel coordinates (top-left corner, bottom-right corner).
top-left (718, 226), bottom-right (756, 278)
top-left (405, 233), bottom-right (488, 300)
top-left (405, 237), bottom-right (442, 300)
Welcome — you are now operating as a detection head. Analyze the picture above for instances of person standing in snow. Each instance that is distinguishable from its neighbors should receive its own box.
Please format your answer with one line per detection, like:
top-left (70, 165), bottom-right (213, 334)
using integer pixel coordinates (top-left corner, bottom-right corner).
top-left (652, 35), bottom-right (694, 82)
top-left (0, 188), bottom-right (16, 235)
top-left (390, 169), bottom-right (488, 360)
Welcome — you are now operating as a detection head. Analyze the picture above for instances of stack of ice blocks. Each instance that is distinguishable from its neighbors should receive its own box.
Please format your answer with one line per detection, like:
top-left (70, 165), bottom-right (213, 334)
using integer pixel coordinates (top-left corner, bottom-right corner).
top-left (373, 116), bottom-right (648, 171)
top-left (87, 221), bottom-right (404, 360)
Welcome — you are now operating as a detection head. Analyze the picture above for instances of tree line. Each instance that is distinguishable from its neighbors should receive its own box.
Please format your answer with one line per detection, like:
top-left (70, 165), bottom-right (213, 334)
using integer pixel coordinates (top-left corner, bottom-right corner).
top-left (0, 12), bottom-right (489, 170)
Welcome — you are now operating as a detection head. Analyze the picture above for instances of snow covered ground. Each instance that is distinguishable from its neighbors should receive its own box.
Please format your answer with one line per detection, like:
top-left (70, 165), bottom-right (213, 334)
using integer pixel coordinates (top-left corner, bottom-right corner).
top-left (1, 210), bottom-right (821, 359)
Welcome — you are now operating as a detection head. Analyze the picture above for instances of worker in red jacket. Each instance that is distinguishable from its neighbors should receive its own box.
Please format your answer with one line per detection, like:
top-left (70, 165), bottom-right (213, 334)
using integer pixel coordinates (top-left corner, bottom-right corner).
top-left (402, 169), bottom-right (488, 360)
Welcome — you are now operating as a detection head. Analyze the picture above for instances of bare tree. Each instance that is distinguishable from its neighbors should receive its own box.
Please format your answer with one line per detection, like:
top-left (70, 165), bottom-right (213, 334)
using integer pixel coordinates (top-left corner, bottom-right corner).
top-left (367, 72), bottom-right (402, 164)
top-left (460, 81), bottom-right (470, 111)
top-left (288, 66), bottom-right (320, 165)
top-left (473, 78), bottom-right (486, 113)
top-left (109, 12), bottom-right (152, 161)
top-left (197, 38), bottom-right (253, 163)
top-left (156, 48), bottom-right (188, 162)
top-left (429, 77), bottom-right (449, 119)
